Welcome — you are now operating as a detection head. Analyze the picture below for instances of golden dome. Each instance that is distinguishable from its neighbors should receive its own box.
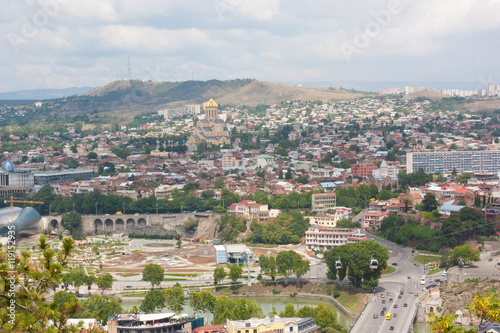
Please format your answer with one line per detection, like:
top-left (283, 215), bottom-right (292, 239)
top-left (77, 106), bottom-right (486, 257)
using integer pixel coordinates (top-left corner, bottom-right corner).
top-left (205, 98), bottom-right (218, 108)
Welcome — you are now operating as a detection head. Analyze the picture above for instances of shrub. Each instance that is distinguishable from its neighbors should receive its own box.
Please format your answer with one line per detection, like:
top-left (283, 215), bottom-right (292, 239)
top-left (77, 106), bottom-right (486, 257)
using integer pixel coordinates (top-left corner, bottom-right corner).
top-left (333, 291), bottom-right (341, 298)
top-left (272, 288), bottom-right (282, 295)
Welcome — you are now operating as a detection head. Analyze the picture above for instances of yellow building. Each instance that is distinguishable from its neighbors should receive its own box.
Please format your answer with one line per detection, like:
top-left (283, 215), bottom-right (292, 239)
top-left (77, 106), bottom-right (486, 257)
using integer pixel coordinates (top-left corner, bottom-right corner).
top-left (226, 316), bottom-right (320, 333)
top-left (187, 98), bottom-right (230, 150)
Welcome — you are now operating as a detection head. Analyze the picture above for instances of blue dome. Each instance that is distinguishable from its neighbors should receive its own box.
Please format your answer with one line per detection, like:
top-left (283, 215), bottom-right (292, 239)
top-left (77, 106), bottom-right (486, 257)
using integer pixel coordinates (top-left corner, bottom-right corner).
top-left (1, 160), bottom-right (14, 172)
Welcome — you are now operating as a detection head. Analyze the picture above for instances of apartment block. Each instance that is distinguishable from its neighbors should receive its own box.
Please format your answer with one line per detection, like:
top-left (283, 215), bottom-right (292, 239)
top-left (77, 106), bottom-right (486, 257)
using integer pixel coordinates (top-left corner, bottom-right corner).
top-left (311, 193), bottom-right (337, 212)
top-left (406, 150), bottom-right (500, 175)
top-left (351, 163), bottom-right (377, 178)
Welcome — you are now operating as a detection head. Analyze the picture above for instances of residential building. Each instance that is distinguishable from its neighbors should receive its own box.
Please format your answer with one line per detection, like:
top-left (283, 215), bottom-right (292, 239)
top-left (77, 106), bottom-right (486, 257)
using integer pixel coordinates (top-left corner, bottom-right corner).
top-left (305, 225), bottom-right (368, 251)
top-left (306, 207), bottom-right (352, 227)
top-left (226, 316), bottom-right (320, 333)
top-left (351, 163), bottom-right (377, 178)
top-left (406, 150), bottom-right (500, 175)
top-left (228, 200), bottom-right (270, 221)
top-left (311, 193), bottom-right (337, 212)
top-left (363, 211), bottom-right (390, 229)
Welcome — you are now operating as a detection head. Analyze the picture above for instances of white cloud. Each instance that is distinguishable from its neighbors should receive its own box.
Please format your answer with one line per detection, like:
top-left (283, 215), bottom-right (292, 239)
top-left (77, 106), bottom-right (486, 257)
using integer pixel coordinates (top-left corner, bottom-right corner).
top-left (0, 0), bottom-right (499, 91)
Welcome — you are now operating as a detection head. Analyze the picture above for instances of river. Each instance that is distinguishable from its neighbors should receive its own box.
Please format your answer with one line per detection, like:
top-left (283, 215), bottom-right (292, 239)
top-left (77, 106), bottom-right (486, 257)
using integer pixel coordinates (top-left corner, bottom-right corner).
top-left (122, 295), bottom-right (354, 330)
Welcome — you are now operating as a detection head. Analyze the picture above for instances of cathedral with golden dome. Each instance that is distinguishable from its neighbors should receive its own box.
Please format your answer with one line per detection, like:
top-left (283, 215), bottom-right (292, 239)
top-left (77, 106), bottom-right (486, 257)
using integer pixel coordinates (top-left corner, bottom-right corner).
top-left (187, 98), bottom-right (231, 150)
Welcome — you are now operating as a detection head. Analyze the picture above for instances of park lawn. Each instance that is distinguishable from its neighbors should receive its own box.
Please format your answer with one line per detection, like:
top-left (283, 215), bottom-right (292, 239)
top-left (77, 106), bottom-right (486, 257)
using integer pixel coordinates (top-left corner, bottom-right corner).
top-left (413, 254), bottom-right (440, 265)
top-left (336, 290), bottom-right (370, 314)
top-left (381, 266), bottom-right (396, 275)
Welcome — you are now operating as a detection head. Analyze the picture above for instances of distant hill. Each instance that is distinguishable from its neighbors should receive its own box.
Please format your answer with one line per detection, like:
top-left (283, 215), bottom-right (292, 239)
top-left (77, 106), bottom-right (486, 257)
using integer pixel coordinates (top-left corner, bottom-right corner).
top-left (49, 79), bottom-right (365, 120)
top-left (5, 79), bottom-right (365, 121)
top-left (217, 81), bottom-right (366, 106)
top-left (407, 89), bottom-right (448, 100)
top-left (0, 87), bottom-right (95, 100)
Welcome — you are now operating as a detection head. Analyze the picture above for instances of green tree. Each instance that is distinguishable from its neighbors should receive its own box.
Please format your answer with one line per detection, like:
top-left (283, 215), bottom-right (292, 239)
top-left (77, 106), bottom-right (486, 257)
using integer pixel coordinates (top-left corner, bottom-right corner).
top-left (85, 274), bottom-right (96, 295)
top-left (276, 250), bottom-right (310, 284)
top-left (335, 218), bottom-right (361, 228)
top-left (280, 304), bottom-right (296, 317)
top-left (213, 267), bottom-right (226, 289)
top-left (96, 273), bottom-right (113, 295)
top-left (75, 294), bottom-right (122, 325)
top-left (468, 293), bottom-right (500, 326)
top-left (422, 192), bottom-right (438, 212)
top-left (142, 263), bottom-right (165, 289)
top-left (229, 264), bottom-right (243, 287)
top-left (140, 289), bottom-right (166, 313)
top-left (0, 236), bottom-right (81, 332)
top-left (68, 159), bottom-right (79, 169)
top-left (213, 296), bottom-right (262, 324)
top-left (61, 211), bottom-right (82, 234)
top-left (70, 268), bottom-right (87, 296)
top-left (376, 189), bottom-right (393, 200)
top-left (190, 290), bottom-right (216, 320)
top-left (428, 312), bottom-right (464, 333)
top-left (259, 255), bottom-right (277, 281)
top-left (324, 241), bottom-right (389, 291)
top-left (87, 152), bottom-right (98, 160)
top-left (451, 244), bottom-right (480, 266)
top-left (164, 282), bottom-right (185, 313)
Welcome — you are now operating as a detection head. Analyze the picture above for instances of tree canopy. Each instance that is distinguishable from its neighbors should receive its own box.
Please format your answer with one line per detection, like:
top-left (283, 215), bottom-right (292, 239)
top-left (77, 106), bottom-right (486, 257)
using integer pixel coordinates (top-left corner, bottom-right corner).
top-left (324, 241), bottom-right (389, 291)
top-left (142, 263), bottom-right (165, 289)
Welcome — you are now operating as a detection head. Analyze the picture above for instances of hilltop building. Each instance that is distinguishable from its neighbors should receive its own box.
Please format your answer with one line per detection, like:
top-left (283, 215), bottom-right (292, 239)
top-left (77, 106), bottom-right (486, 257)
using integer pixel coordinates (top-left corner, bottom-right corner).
top-left (187, 98), bottom-right (230, 150)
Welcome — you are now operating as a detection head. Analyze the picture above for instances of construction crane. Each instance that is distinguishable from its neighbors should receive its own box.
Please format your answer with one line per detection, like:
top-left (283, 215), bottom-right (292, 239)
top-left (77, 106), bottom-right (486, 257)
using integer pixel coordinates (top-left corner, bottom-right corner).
top-left (4, 196), bottom-right (44, 223)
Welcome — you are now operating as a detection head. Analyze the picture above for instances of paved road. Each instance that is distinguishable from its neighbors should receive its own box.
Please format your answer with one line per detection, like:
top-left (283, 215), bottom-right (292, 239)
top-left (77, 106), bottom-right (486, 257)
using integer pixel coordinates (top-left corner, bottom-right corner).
top-left (350, 235), bottom-right (423, 333)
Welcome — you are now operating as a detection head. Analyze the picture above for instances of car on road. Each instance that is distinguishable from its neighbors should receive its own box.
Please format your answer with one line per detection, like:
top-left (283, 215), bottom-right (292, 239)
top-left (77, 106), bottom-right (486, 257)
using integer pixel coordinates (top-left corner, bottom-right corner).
top-left (394, 304), bottom-right (398, 308)
top-left (414, 263), bottom-right (419, 267)
top-left (442, 271), bottom-right (447, 276)
top-left (428, 278), bottom-right (433, 283)
top-left (390, 326), bottom-right (394, 330)
top-left (310, 276), bottom-right (317, 279)
top-left (381, 293), bottom-right (385, 298)
top-left (435, 279), bottom-right (441, 282)
top-left (389, 298), bottom-right (393, 303)
top-left (387, 292), bottom-right (391, 296)
top-left (381, 310), bottom-right (385, 316)
top-left (407, 276), bottom-right (411, 279)
top-left (393, 313), bottom-right (397, 318)
top-left (404, 303), bottom-right (408, 307)
top-left (382, 300), bottom-right (386, 304)
top-left (414, 292), bottom-right (418, 296)
top-left (391, 262), bottom-right (398, 266)
top-left (398, 294), bottom-right (402, 299)
top-left (383, 307), bottom-right (387, 312)
top-left (489, 258), bottom-right (493, 262)
top-left (373, 313), bottom-right (378, 319)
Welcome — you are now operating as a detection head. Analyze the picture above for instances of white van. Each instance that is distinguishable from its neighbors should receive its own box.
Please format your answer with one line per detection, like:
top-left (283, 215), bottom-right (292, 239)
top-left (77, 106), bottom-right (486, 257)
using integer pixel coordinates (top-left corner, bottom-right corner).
top-left (420, 276), bottom-right (426, 285)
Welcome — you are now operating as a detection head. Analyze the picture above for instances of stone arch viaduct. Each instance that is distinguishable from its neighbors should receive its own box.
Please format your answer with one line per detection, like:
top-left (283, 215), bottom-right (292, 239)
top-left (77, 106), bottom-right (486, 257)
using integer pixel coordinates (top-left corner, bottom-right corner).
top-left (43, 213), bottom-right (176, 233)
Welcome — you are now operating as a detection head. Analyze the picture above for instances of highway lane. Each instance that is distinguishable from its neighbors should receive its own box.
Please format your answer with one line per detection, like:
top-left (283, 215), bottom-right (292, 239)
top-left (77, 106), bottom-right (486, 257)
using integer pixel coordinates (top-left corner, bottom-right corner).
top-left (351, 234), bottom-right (424, 333)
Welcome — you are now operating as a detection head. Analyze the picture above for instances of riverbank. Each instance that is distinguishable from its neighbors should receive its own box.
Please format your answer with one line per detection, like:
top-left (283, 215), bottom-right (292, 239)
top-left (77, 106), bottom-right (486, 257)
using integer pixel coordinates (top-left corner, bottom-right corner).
top-left (210, 281), bottom-right (368, 315)
top-left (118, 281), bottom-right (369, 316)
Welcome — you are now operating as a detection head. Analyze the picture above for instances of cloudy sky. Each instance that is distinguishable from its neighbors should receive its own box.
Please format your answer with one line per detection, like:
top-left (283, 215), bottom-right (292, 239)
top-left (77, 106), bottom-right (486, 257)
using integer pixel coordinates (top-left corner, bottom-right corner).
top-left (1, 0), bottom-right (500, 92)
